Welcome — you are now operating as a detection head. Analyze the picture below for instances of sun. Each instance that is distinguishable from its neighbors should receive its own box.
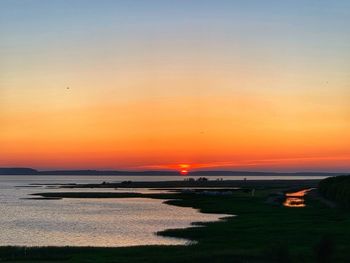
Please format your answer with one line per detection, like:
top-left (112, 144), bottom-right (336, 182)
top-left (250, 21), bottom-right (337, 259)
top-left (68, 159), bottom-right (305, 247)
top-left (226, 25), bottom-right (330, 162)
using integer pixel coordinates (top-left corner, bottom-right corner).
top-left (180, 169), bottom-right (188, 175)
top-left (179, 164), bottom-right (190, 175)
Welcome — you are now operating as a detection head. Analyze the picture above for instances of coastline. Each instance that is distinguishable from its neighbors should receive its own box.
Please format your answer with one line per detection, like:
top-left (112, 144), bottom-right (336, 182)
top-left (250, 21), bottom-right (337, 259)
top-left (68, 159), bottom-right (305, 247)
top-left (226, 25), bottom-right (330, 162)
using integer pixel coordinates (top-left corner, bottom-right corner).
top-left (1, 179), bottom-right (350, 262)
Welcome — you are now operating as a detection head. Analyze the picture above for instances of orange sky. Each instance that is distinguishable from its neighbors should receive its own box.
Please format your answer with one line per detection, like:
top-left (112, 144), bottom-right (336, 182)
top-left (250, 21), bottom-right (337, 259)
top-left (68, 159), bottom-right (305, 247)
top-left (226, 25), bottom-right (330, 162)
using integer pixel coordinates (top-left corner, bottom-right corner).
top-left (1, 73), bottom-right (349, 171)
top-left (1, 1), bottom-right (350, 172)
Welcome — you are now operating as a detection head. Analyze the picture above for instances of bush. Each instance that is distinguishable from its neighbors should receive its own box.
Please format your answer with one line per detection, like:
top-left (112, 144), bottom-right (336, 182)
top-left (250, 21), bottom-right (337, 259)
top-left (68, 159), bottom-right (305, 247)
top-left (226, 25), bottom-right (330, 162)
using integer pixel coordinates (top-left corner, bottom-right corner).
top-left (314, 235), bottom-right (334, 263)
top-left (319, 175), bottom-right (350, 207)
top-left (262, 243), bottom-right (291, 263)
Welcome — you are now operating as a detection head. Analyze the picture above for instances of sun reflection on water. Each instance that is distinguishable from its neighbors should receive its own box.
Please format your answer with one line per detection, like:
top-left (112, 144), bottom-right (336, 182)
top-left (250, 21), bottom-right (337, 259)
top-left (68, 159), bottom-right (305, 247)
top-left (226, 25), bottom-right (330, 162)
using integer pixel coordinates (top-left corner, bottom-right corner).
top-left (283, 189), bottom-right (313, 208)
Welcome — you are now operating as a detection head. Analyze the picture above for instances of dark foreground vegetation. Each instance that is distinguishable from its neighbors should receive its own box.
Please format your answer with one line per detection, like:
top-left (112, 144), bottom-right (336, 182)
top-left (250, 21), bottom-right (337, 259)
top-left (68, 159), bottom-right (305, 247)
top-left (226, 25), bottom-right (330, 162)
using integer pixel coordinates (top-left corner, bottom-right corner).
top-left (319, 175), bottom-right (350, 207)
top-left (1, 179), bottom-right (350, 262)
top-left (58, 179), bottom-right (320, 189)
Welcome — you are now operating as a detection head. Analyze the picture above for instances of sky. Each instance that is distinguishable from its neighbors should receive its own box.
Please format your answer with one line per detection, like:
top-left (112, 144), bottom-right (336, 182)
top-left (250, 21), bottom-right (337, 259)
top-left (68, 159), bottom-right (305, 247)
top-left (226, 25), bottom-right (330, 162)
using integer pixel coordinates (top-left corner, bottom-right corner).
top-left (1, 0), bottom-right (350, 172)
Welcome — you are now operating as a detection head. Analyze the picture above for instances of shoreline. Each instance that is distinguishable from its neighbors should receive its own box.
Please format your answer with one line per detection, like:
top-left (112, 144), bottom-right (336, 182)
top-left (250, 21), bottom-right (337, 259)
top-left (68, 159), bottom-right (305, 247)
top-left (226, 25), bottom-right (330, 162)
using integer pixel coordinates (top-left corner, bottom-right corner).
top-left (54, 178), bottom-right (322, 189)
top-left (2, 178), bottom-right (350, 262)
top-left (29, 179), bottom-right (320, 202)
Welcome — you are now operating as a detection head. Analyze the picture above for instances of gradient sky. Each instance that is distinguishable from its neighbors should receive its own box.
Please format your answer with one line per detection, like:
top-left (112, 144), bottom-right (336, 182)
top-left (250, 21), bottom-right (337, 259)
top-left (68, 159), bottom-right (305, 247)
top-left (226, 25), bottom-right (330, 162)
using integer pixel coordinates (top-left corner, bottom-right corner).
top-left (1, 0), bottom-right (350, 172)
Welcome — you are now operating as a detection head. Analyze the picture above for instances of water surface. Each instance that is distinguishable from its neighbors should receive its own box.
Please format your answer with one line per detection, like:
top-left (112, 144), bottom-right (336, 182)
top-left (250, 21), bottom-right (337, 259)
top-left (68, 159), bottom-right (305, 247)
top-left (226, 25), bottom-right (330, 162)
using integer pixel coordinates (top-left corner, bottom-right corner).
top-left (283, 189), bottom-right (313, 208)
top-left (0, 174), bottom-right (329, 186)
top-left (0, 178), bottom-right (227, 247)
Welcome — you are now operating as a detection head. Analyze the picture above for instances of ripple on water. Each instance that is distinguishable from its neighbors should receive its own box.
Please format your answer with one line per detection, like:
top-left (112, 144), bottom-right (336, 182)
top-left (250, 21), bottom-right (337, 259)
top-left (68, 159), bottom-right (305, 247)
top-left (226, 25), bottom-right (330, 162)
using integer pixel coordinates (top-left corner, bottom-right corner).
top-left (0, 183), bottom-right (229, 247)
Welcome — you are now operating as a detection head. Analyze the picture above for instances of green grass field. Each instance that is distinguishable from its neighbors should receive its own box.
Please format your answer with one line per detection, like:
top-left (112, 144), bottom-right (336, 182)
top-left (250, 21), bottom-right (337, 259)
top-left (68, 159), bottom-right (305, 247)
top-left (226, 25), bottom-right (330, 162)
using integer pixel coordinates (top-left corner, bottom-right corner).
top-left (2, 186), bottom-right (350, 263)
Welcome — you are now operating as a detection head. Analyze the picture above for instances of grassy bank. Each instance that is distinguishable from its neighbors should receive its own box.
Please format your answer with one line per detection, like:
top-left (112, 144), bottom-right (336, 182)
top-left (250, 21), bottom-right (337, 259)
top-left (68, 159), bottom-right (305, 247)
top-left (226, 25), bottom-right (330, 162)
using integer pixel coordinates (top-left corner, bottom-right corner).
top-left (2, 181), bottom-right (350, 262)
top-left (319, 175), bottom-right (350, 207)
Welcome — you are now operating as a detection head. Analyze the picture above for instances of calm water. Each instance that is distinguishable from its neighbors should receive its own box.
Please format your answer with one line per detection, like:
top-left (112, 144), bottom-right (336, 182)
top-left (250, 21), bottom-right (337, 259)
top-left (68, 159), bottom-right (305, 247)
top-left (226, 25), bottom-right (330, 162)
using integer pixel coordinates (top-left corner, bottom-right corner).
top-left (0, 177), bottom-right (229, 247)
top-left (283, 189), bottom-right (314, 208)
top-left (0, 174), bottom-right (330, 185)
top-left (0, 175), bottom-right (327, 247)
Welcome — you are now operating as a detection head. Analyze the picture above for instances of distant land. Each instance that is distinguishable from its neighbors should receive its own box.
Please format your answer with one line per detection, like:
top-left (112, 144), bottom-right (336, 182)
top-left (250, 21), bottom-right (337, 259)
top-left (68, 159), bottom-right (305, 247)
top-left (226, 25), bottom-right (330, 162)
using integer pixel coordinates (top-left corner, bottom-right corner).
top-left (0, 167), bottom-right (346, 176)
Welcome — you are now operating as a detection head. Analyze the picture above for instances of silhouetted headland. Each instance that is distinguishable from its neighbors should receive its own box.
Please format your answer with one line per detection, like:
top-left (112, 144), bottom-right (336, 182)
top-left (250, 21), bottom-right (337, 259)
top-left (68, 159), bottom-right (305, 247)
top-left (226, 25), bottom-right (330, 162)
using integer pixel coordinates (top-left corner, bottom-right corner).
top-left (0, 168), bottom-right (38, 175)
top-left (0, 167), bottom-right (344, 176)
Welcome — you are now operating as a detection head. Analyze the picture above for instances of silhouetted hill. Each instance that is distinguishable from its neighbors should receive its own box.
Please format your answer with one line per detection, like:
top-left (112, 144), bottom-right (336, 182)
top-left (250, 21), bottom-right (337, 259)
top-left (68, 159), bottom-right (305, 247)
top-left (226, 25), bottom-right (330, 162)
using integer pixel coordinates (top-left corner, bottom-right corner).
top-left (39, 170), bottom-right (179, 176)
top-left (190, 171), bottom-right (342, 177)
top-left (0, 167), bottom-right (345, 176)
top-left (0, 168), bottom-right (38, 175)
top-left (319, 175), bottom-right (350, 207)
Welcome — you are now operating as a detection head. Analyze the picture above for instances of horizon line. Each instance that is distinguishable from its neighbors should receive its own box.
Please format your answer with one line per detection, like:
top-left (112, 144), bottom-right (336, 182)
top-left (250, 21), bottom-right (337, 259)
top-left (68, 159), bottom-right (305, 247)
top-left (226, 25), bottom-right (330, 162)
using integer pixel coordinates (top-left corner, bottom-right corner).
top-left (0, 167), bottom-right (348, 174)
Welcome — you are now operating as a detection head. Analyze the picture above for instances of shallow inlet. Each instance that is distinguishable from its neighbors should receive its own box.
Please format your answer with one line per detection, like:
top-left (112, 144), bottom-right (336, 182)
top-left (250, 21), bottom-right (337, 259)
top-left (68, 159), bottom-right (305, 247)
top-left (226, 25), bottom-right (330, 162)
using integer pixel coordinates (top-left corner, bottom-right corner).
top-left (283, 189), bottom-right (313, 208)
top-left (0, 181), bottom-right (229, 247)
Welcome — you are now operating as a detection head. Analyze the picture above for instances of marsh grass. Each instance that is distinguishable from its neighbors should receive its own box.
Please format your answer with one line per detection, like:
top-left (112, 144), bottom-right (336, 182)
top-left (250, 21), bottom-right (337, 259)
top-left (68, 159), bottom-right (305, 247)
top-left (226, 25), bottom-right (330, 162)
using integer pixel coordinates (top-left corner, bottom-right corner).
top-left (2, 186), bottom-right (350, 262)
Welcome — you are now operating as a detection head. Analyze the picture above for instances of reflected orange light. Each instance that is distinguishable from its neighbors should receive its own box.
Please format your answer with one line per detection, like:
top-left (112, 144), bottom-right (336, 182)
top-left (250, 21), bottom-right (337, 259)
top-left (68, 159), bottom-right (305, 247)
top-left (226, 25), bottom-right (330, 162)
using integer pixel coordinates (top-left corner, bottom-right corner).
top-left (283, 197), bottom-right (306, 207)
top-left (283, 189), bottom-right (313, 208)
top-left (285, 189), bottom-right (310, 197)
top-left (179, 164), bottom-right (190, 175)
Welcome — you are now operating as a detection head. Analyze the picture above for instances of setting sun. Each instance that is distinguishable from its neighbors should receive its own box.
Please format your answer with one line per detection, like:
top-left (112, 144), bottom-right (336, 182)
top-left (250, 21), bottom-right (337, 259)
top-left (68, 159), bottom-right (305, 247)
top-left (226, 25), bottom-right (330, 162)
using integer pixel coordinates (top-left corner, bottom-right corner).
top-left (1, 1), bottom-right (350, 261)
top-left (179, 164), bottom-right (190, 175)
top-left (180, 169), bottom-right (189, 176)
